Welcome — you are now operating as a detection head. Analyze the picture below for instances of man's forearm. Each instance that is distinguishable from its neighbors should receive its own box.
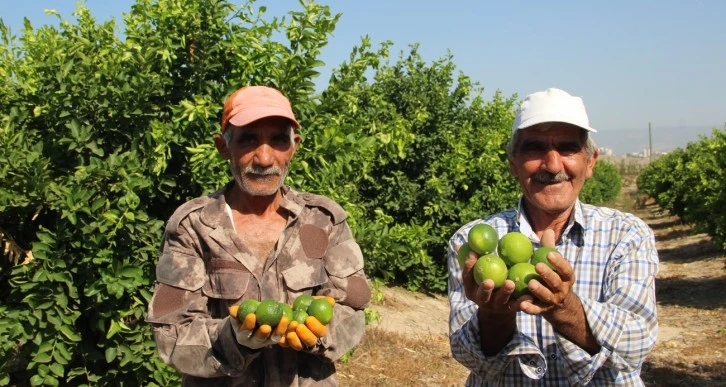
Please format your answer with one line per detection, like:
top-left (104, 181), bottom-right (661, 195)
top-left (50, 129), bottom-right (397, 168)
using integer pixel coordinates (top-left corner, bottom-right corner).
top-left (546, 294), bottom-right (600, 354)
top-left (478, 309), bottom-right (516, 356)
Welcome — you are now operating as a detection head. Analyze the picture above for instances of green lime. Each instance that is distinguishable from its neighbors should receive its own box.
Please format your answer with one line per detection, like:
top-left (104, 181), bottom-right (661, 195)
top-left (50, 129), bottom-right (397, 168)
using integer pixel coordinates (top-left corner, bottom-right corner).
top-left (293, 294), bottom-right (315, 311)
top-left (498, 232), bottom-right (533, 267)
top-left (468, 223), bottom-right (499, 255)
top-left (531, 246), bottom-right (559, 271)
top-left (292, 309), bottom-right (308, 324)
top-left (472, 253), bottom-right (508, 288)
top-left (457, 243), bottom-right (472, 268)
top-left (281, 303), bottom-right (294, 321)
top-left (238, 299), bottom-right (261, 318)
top-left (307, 298), bottom-right (334, 325)
top-left (507, 262), bottom-right (542, 299)
top-left (255, 299), bottom-right (283, 326)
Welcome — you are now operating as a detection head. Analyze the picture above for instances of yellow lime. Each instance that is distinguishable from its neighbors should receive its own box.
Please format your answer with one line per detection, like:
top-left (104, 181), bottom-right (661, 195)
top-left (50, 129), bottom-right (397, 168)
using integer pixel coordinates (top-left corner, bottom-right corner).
top-left (531, 246), bottom-right (559, 271)
top-left (307, 298), bottom-right (334, 325)
top-left (467, 223), bottom-right (499, 255)
top-left (507, 262), bottom-right (542, 298)
top-left (472, 253), bottom-right (508, 288)
top-left (498, 232), bottom-right (533, 267)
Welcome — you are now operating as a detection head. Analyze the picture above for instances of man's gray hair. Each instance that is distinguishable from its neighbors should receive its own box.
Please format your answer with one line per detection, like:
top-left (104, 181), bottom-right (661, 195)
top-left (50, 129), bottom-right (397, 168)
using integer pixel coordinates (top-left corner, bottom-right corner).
top-left (505, 123), bottom-right (596, 160)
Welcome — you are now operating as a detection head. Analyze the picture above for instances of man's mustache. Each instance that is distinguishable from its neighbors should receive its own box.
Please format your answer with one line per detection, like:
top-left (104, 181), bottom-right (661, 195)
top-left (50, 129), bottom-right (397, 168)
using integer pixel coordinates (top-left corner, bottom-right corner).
top-left (244, 165), bottom-right (283, 176)
top-left (532, 171), bottom-right (570, 183)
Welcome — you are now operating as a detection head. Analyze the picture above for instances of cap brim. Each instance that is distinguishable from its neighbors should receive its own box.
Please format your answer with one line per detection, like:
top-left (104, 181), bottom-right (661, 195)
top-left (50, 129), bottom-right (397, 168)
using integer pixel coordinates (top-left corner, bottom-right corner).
top-left (517, 113), bottom-right (596, 133)
top-left (228, 106), bottom-right (300, 129)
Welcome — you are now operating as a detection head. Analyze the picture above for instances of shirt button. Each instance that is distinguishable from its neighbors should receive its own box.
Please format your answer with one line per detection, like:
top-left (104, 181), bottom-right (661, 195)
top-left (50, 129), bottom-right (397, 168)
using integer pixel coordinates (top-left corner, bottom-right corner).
top-left (536, 367), bottom-right (543, 374)
top-left (550, 354), bottom-right (557, 360)
top-left (529, 360), bottom-right (536, 366)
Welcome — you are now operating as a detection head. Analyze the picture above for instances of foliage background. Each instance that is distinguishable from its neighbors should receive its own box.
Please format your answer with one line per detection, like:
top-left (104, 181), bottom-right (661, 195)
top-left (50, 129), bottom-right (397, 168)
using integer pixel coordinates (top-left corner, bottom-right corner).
top-left (637, 127), bottom-right (726, 250)
top-left (0, 0), bottom-right (621, 384)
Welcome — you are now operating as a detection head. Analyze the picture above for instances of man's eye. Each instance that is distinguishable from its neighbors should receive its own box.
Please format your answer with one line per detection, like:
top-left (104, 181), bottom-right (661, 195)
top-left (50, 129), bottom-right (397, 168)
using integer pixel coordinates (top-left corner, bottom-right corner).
top-left (237, 135), bottom-right (256, 144)
top-left (272, 135), bottom-right (289, 144)
top-left (556, 143), bottom-right (583, 154)
top-left (520, 142), bottom-right (546, 153)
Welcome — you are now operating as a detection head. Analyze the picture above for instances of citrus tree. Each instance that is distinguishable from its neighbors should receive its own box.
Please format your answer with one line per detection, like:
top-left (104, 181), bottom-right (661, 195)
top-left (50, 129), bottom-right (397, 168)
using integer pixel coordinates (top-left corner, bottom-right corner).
top-left (637, 128), bottom-right (726, 250)
top-left (0, 0), bottom-right (337, 384)
top-left (580, 160), bottom-right (622, 205)
top-left (0, 0), bottom-right (625, 384)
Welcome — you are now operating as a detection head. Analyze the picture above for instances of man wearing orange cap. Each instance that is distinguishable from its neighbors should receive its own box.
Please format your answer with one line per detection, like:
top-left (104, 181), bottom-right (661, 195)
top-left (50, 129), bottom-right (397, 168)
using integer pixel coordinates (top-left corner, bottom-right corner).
top-left (448, 88), bottom-right (658, 385)
top-left (147, 86), bottom-right (370, 385)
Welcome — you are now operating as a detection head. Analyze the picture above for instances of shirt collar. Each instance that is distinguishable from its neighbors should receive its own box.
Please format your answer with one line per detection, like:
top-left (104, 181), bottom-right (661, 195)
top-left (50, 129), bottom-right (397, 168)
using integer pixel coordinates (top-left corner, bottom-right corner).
top-left (199, 182), bottom-right (304, 228)
top-left (515, 197), bottom-right (586, 243)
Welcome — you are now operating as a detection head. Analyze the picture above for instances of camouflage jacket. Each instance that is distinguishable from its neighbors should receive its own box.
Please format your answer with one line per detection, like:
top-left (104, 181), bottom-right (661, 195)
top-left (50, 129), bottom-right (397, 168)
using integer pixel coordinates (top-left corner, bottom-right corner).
top-left (146, 183), bottom-right (370, 386)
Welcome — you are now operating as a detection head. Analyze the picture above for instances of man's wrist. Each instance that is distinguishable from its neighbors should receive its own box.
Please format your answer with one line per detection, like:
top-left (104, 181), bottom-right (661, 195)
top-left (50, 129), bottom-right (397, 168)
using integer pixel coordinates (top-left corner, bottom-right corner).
top-left (478, 308), bottom-right (517, 326)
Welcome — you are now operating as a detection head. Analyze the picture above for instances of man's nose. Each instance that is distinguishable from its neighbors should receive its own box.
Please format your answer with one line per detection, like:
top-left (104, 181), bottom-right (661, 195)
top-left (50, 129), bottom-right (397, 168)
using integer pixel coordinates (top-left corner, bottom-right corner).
top-left (253, 143), bottom-right (275, 166)
top-left (542, 149), bottom-right (563, 173)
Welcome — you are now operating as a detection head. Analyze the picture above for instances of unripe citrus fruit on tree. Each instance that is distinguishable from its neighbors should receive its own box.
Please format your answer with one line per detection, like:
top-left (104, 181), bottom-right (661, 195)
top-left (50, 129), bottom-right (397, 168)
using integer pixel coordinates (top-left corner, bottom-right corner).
top-left (507, 262), bottom-right (542, 298)
top-left (498, 232), bottom-right (533, 266)
top-left (472, 253), bottom-right (508, 288)
top-left (457, 243), bottom-right (472, 268)
top-left (307, 298), bottom-right (334, 325)
top-left (531, 246), bottom-right (559, 271)
top-left (255, 299), bottom-right (283, 326)
top-left (467, 223), bottom-right (499, 255)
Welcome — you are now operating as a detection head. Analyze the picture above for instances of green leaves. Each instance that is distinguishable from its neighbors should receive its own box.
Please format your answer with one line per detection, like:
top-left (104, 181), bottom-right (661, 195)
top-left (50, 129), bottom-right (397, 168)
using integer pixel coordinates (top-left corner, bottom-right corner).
top-left (580, 161), bottom-right (622, 205)
top-left (638, 127), bottom-right (726, 250)
top-left (0, 1), bottom-right (349, 384)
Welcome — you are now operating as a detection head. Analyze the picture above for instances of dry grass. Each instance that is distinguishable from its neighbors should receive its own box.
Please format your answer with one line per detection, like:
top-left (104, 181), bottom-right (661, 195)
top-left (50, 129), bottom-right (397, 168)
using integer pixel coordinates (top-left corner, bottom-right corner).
top-left (336, 327), bottom-right (468, 386)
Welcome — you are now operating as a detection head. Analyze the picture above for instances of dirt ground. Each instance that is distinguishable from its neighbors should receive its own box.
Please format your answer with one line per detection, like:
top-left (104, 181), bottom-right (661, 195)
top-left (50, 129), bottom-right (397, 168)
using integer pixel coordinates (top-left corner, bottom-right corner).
top-left (337, 180), bottom-right (726, 386)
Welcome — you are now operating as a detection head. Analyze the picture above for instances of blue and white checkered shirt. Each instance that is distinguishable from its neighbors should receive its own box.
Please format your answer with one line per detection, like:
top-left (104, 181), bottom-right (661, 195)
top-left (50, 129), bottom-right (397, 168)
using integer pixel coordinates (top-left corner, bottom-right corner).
top-left (448, 199), bottom-right (659, 386)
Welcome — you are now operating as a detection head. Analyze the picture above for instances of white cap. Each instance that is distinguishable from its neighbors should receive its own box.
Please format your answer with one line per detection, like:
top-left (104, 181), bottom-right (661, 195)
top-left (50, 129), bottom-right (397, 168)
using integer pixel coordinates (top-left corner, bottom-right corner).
top-left (512, 88), bottom-right (596, 133)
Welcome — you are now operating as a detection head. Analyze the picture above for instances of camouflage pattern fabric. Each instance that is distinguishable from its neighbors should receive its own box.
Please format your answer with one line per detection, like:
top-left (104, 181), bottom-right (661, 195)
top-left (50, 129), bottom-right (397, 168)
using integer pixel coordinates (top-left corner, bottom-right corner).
top-left (147, 183), bottom-right (370, 386)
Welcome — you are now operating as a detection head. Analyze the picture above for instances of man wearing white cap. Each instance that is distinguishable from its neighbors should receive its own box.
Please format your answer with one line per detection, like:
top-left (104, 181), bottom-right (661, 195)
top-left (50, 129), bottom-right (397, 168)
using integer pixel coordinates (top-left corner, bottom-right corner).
top-left (147, 86), bottom-right (370, 386)
top-left (448, 88), bottom-right (659, 385)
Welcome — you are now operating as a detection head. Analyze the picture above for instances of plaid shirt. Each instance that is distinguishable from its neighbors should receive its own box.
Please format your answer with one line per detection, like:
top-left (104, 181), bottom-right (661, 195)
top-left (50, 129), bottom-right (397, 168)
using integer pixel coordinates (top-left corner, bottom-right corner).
top-left (448, 200), bottom-right (659, 386)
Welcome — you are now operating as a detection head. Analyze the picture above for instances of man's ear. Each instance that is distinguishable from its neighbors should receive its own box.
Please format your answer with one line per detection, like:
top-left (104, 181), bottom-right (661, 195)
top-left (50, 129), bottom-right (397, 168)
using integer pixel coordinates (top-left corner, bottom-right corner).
top-left (508, 157), bottom-right (518, 177)
top-left (585, 148), bottom-right (599, 179)
top-left (290, 132), bottom-right (302, 157)
top-left (214, 133), bottom-right (230, 160)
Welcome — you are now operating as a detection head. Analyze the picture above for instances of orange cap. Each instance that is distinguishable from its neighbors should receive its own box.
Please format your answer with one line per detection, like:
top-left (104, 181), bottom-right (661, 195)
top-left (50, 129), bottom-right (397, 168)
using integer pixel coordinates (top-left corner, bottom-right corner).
top-left (221, 86), bottom-right (300, 133)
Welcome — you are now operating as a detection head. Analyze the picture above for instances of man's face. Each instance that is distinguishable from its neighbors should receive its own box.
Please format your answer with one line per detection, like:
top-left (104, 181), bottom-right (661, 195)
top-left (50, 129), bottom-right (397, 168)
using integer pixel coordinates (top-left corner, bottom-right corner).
top-left (508, 123), bottom-right (598, 216)
top-left (216, 116), bottom-right (300, 197)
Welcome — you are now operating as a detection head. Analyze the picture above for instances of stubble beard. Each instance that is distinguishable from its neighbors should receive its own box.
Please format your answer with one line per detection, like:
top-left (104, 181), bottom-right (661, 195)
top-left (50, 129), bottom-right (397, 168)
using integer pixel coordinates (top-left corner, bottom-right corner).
top-left (231, 162), bottom-right (289, 197)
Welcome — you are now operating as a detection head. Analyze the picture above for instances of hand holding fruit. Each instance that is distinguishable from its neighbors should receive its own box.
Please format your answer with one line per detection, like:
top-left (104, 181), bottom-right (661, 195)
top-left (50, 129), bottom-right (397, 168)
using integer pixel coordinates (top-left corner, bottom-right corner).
top-left (229, 299), bottom-right (289, 350)
top-left (283, 295), bottom-right (335, 351)
top-left (459, 243), bottom-right (518, 317)
top-left (519, 229), bottom-right (578, 318)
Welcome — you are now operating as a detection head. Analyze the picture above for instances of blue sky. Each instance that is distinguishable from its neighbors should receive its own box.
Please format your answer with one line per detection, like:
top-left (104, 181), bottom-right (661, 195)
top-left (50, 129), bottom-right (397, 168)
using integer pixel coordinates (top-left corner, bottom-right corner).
top-left (2, 0), bottom-right (725, 155)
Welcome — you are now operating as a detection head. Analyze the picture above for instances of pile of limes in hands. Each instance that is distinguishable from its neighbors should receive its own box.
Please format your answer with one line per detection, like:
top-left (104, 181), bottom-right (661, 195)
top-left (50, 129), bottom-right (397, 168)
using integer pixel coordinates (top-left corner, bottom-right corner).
top-left (458, 223), bottom-right (560, 298)
top-left (229, 294), bottom-right (335, 349)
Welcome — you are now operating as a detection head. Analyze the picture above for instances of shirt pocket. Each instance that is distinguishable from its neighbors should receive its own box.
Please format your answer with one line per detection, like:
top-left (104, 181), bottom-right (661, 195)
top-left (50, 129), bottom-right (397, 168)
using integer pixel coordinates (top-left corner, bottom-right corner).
top-left (201, 259), bottom-right (251, 301)
top-left (282, 258), bottom-right (328, 299)
top-left (157, 250), bottom-right (206, 291)
top-left (323, 238), bottom-right (364, 278)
